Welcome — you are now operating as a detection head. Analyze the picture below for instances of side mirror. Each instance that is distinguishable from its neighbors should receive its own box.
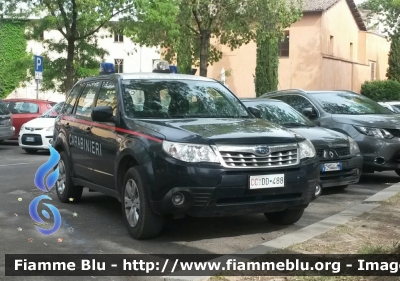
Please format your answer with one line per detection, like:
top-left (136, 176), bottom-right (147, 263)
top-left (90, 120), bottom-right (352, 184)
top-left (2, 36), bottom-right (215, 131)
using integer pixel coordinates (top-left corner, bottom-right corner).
top-left (92, 106), bottom-right (113, 122)
top-left (302, 107), bottom-right (317, 119)
top-left (248, 106), bottom-right (262, 118)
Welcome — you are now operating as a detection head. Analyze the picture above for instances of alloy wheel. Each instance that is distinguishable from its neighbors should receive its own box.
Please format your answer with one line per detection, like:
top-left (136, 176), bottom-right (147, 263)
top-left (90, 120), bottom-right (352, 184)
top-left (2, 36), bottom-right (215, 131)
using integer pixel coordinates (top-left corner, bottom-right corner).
top-left (124, 179), bottom-right (140, 228)
top-left (56, 160), bottom-right (66, 194)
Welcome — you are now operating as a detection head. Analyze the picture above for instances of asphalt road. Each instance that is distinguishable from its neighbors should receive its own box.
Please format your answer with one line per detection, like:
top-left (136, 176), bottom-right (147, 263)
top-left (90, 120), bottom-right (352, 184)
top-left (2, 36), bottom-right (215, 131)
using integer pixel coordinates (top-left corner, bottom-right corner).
top-left (1, 140), bottom-right (399, 280)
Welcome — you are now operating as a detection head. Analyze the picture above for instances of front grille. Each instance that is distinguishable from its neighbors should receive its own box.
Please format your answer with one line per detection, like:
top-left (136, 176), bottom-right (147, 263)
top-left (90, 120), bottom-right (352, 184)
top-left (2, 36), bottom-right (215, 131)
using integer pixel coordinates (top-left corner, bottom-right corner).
top-left (384, 128), bottom-right (400, 138)
top-left (21, 134), bottom-right (43, 145)
top-left (335, 147), bottom-right (350, 156)
top-left (25, 127), bottom-right (44, 131)
top-left (316, 147), bottom-right (350, 158)
top-left (214, 144), bottom-right (299, 168)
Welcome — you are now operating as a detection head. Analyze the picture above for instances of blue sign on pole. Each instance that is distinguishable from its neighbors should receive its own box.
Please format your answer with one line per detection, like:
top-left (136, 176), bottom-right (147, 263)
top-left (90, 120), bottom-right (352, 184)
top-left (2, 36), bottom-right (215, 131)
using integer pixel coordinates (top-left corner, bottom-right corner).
top-left (34, 55), bottom-right (43, 80)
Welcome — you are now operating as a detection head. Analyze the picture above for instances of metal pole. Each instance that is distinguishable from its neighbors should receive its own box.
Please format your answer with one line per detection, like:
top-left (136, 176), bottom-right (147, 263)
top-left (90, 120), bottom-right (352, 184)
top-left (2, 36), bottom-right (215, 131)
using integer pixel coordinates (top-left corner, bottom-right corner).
top-left (36, 80), bottom-right (39, 99)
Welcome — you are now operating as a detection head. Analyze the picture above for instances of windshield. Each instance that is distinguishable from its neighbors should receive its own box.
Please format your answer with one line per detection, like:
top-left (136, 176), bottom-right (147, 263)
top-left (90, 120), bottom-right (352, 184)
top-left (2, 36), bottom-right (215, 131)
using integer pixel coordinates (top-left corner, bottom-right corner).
top-left (310, 92), bottom-right (394, 115)
top-left (40, 102), bottom-right (64, 118)
top-left (246, 100), bottom-right (315, 127)
top-left (121, 79), bottom-right (250, 119)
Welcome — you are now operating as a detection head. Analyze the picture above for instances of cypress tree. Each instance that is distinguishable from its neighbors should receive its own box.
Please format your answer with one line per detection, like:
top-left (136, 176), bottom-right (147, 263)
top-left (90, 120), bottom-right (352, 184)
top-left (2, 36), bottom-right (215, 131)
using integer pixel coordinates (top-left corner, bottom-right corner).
top-left (255, 34), bottom-right (279, 97)
top-left (386, 35), bottom-right (400, 81)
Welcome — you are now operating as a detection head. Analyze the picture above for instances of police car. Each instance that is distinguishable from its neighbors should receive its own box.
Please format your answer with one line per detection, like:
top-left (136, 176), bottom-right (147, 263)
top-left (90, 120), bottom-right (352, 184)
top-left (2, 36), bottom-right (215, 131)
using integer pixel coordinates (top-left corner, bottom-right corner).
top-left (53, 62), bottom-right (319, 239)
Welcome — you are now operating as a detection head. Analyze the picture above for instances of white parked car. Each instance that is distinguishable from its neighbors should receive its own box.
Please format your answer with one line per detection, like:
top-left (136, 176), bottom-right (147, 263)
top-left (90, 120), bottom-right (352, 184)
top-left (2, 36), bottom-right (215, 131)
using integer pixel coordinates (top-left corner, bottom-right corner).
top-left (378, 101), bottom-right (400, 113)
top-left (18, 102), bottom-right (64, 154)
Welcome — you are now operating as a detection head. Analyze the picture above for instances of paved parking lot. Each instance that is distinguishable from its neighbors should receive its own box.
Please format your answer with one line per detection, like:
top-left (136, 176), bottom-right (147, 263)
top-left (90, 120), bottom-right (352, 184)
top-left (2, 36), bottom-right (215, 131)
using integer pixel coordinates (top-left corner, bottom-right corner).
top-left (1, 140), bottom-right (399, 259)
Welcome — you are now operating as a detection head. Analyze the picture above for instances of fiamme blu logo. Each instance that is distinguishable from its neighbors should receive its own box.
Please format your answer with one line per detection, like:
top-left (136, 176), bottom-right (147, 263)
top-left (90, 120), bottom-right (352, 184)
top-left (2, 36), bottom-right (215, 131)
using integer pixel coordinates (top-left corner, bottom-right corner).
top-left (29, 145), bottom-right (62, 235)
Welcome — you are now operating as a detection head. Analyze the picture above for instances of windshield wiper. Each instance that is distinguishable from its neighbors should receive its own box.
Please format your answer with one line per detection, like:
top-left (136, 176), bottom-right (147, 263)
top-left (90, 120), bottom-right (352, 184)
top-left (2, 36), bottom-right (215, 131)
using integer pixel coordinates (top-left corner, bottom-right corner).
top-left (282, 122), bottom-right (312, 127)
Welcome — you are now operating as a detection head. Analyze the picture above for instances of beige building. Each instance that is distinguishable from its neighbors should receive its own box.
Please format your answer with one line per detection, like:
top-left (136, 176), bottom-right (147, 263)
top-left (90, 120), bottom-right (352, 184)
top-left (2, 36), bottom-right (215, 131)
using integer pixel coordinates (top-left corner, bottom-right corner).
top-left (208, 0), bottom-right (391, 98)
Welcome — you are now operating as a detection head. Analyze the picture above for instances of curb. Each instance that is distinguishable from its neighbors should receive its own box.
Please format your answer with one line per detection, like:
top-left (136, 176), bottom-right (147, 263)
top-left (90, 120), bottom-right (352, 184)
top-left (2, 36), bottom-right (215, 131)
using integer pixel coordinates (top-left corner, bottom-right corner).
top-left (162, 182), bottom-right (400, 281)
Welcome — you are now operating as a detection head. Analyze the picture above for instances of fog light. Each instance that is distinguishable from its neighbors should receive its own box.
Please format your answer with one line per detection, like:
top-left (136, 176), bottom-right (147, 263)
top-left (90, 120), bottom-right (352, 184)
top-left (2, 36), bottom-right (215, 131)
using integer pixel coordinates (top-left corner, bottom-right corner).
top-left (355, 168), bottom-right (360, 175)
top-left (172, 192), bottom-right (185, 206)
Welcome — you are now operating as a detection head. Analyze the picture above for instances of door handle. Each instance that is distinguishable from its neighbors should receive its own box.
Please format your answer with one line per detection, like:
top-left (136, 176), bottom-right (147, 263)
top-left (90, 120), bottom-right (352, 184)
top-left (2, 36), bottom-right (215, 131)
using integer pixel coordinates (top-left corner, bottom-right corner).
top-left (65, 123), bottom-right (70, 130)
top-left (85, 126), bottom-right (92, 133)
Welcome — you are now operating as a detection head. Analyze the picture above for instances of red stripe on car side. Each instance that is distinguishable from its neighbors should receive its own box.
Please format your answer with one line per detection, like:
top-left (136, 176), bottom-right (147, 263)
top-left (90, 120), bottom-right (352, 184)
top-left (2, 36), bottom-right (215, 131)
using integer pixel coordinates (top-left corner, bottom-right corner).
top-left (61, 116), bottom-right (163, 143)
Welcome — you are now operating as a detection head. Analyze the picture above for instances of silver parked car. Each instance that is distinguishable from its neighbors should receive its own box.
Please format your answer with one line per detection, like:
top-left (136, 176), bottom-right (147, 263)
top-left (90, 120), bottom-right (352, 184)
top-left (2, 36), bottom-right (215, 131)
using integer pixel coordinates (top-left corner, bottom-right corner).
top-left (0, 100), bottom-right (15, 142)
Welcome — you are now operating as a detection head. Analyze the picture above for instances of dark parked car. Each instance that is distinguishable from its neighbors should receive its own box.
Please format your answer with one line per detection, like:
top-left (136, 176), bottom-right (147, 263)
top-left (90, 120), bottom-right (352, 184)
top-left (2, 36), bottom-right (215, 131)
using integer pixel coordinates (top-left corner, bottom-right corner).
top-left (0, 100), bottom-right (15, 142)
top-left (53, 71), bottom-right (319, 239)
top-left (260, 89), bottom-right (400, 175)
top-left (242, 99), bottom-right (363, 197)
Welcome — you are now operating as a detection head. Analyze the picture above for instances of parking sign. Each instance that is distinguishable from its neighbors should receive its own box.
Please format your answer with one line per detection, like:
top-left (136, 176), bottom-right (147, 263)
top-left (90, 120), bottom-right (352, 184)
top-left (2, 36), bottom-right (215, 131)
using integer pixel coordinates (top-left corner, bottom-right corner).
top-left (34, 55), bottom-right (43, 80)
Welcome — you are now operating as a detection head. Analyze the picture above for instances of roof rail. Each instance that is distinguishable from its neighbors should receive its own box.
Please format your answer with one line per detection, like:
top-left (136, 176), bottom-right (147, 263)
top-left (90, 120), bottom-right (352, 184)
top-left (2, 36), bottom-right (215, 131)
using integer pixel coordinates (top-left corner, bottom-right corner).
top-left (261, 88), bottom-right (307, 96)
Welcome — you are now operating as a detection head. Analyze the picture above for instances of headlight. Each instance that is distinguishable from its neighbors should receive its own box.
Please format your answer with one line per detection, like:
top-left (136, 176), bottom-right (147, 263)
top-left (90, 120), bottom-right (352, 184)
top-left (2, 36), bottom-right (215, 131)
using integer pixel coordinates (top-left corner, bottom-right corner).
top-left (162, 140), bottom-right (220, 163)
top-left (46, 126), bottom-right (54, 131)
top-left (354, 126), bottom-right (393, 139)
top-left (298, 139), bottom-right (316, 159)
top-left (348, 136), bottom-right (360, 154)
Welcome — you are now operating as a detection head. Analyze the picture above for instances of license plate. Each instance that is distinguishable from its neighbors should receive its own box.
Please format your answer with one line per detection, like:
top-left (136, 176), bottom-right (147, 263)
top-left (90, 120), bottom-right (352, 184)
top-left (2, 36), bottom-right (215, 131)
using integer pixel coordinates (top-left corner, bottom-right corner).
top-left (0, 120), bottom-right (4, 125)
top-left (322, 162), bottom-right (342, 172)
top-left (249, 174), bottom-right (285, 189)
top-left (25, 137), bottom-right (35, 142)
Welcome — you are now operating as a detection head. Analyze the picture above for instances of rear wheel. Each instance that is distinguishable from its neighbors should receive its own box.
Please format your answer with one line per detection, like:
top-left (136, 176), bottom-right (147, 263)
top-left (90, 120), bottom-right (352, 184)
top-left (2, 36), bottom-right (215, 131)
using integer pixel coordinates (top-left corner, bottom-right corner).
top-left (56, 151), bottom-right (83, 203)
top-left (122, 167), bottom-right (163, 239)
top-left (264, 208), bottom-right (305, 225)
top-left (24, 148), bottom-right (38, 154)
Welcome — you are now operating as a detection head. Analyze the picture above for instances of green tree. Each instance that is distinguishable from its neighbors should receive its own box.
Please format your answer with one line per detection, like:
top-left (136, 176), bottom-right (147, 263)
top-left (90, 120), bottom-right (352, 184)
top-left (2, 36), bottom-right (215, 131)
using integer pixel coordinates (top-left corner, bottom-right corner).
top-left (254, 0), bottom-right (303, 96)
top-left (255, 36), bottom-right (279, 96)
top-left (126, 0), bottom-right (302, 77)
top-left (6, 0), bottom-right (135, 96)
top-left (360, 0), bottom-right (400, 36)
top-left (387, 35), bottom-right (400, 81)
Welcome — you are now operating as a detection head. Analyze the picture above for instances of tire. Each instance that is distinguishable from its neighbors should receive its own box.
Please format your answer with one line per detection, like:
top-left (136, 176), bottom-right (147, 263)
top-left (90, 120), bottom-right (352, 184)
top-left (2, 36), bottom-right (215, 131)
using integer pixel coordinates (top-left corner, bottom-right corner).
top-left (55, 151), bottom-right (83, 203)
top-left (122, 167), bottom-right (163, 239)
top-left (264, 208), bottom-right (305, 225)
top-left (395, 170), bottom-right (400, 177)
top-left (24, 148), bottom-right (38, 154)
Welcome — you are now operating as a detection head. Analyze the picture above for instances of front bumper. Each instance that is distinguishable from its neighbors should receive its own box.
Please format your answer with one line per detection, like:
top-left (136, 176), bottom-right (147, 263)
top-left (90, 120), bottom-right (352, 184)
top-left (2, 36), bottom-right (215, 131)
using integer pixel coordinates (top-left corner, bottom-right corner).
top-left (319, 154), bottom-right (363, 188)
top-left (356, 134), bottom-right (400, 171)
top-left (150, 156), bottom-right (319, 217)
top-left (18, 129), bottom-right (53, 150)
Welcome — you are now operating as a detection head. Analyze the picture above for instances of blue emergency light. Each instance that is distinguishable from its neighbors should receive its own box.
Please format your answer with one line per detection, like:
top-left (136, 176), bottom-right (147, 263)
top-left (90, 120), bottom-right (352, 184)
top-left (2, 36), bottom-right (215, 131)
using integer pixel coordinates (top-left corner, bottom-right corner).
top-left (100, 62), bottom-right (115, 75)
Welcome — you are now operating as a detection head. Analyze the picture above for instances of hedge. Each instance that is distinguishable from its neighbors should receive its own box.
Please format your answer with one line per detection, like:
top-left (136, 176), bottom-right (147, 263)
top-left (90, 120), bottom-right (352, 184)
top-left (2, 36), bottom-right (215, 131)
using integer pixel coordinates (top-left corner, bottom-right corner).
top-left (0, 21), bottom-right (31, 99)
top-left (360, 80), bottom-right (400, 101)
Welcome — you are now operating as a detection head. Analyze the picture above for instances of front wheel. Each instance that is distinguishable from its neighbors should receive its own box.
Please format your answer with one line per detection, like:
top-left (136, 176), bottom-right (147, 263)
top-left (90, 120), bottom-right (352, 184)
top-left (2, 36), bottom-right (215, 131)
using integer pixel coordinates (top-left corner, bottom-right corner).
top-left (55, 151), bottom-right (83, 203)
top-left (264, 208), bottom-right (305, 225)
top-left (122, 167), bottom-right (163, 240)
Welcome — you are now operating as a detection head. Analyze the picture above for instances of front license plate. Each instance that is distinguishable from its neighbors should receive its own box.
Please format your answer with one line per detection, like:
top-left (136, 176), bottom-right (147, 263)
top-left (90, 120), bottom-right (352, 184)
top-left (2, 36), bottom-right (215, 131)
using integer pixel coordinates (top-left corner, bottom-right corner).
top-left (322, 162), bottom-right (342, 172)
top-left (25, 137), bottom-right (35, 142)
top-left (249, 174), bottom-right (285, 189)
